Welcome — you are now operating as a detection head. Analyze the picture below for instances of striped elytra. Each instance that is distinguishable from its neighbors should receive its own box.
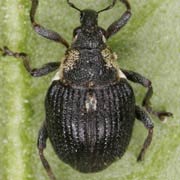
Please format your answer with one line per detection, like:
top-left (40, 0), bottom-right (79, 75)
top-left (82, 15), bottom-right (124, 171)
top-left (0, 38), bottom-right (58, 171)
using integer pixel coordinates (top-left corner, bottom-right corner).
top-left (45, 79), bottom-right (135, 172)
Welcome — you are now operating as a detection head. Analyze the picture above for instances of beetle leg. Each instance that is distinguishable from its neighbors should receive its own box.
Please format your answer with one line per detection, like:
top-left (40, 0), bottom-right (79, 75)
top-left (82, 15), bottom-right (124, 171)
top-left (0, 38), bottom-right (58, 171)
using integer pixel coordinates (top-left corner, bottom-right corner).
top-left (1, 46), bottom-right (60, 77)
top-left (142, 86), bottom-right (173, 121)
top-left (38, 122), bottom-right (56, 180)
top-left (122, 69), bottom-right (173, 121)
top-left (106, 0), bottom-right (131, 39)
top-left (135, 105), bottom-right (154, 161)
top-left (30, 0), bottom-right (69, 48)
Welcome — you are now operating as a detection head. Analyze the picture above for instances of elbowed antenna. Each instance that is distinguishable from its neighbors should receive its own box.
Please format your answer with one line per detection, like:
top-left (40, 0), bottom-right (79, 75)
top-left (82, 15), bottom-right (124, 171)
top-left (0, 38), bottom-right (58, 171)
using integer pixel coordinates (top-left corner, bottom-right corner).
top-left (67, 0), bottom-right (82, 12)
top-left (97, 0), bottom-right (117, 14)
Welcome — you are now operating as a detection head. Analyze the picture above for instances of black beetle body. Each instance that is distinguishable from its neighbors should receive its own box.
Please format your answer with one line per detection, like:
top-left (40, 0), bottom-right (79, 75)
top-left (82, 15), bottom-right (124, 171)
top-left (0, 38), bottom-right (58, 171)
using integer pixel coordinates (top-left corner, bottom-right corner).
top-left (46, 80), bottom-right (135, 173)
top-left (45, 9), bottom-right (135, 172)
top-left (1, 0), bottom-right (172, 179)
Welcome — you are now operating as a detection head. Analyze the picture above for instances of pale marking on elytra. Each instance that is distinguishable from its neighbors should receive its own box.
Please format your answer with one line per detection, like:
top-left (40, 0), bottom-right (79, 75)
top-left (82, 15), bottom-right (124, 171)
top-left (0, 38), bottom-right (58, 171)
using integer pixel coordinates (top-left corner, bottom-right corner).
top-left (85, 93), bottom-right (97, 112)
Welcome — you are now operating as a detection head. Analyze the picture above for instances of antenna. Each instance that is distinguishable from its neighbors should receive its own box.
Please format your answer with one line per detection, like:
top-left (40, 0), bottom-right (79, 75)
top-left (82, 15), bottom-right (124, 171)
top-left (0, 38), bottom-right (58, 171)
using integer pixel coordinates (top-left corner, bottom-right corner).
top-left (67, 0), bottom-right (82, 12)
top-left (97, 0), bottom-right (117, 14)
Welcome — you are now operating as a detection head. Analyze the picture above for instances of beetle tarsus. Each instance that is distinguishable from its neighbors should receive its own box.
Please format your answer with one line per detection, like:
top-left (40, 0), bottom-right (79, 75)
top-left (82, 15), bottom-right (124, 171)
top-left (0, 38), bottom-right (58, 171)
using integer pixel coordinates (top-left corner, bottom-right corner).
top-left (38, 123), bottom-right (57, 180)
top-left (157, 112), bottom-right (173, 121)
top-left (137, 128), bottom-right (153, 161)
top-left (135, 105), bottom-right (154, 161)
top-left (0, 46), bottom-right (60, 77)
top-left (142, 87), bottom-right (173, 121)
top-left (122, 69), bottom-right (173, 121)
top-left (0, 46), bottom-right (15, 56)
top-left (145, 106), bottom-right (173, 121)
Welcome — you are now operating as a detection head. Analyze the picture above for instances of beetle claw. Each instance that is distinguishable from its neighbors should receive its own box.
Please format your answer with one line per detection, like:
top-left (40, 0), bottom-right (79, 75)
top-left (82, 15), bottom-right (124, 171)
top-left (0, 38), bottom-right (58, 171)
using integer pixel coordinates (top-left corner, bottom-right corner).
top-left (158, 112), bottom-right (173, 121)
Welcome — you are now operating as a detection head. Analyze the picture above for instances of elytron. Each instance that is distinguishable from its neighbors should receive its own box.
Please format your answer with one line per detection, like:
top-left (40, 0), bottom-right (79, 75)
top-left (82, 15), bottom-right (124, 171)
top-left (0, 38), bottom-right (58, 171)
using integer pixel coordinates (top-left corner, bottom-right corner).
top-left (0, 0), bottom-right (172, 179)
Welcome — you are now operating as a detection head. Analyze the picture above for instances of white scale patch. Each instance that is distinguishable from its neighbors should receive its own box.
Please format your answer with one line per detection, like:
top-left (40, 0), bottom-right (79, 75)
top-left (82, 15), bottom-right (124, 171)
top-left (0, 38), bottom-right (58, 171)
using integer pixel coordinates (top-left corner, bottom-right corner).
top-left (51, 49), bottom-right (80, 82)
top-left (85, 93), bottom-right (97, 112)
top-left (118, 69), bottom-right (127, 79)
top-left (101, 48), bottom-right (127, 79)
top-left (51, 47), bottom-right (127, 82)
top-left (52, 71), bottom-right (60, 81)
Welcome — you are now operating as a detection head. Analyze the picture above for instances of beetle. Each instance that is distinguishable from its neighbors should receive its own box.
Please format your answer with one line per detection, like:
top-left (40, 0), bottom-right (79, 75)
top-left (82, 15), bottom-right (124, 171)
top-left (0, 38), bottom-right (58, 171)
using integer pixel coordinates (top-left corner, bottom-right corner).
top-left (0, 0), bottom-right (173, 179)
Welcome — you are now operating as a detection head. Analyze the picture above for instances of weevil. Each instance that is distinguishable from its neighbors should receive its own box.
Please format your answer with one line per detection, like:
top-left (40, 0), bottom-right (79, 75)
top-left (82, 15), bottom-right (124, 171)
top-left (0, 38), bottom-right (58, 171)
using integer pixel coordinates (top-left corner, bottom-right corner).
top-left (0, 0), bottom-right (173, 179)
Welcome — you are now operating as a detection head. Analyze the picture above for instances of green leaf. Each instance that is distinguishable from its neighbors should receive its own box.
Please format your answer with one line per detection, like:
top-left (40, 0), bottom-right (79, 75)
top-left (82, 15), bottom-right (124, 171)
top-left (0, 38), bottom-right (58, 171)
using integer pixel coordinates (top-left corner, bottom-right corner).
top-left (0, 0), bottom-right (179, 180)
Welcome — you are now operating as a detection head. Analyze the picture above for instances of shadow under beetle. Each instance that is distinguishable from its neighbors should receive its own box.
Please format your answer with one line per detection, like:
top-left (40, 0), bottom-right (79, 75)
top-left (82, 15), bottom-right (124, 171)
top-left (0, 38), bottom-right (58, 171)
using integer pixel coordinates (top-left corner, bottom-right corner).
top-left (0, 0), bottom-right (173, 179)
